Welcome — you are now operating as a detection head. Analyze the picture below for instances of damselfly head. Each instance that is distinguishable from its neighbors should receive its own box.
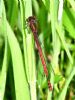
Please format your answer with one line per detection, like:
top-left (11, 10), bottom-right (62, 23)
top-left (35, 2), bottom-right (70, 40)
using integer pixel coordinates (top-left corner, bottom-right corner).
top-left (26, 16), bottom-right (37, 24)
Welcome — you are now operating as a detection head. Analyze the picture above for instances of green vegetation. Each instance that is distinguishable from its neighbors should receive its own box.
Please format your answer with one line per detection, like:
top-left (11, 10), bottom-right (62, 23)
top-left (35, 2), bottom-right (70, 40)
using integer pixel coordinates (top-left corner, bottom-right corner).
top-left (0, 0), bottom-right (75, 100)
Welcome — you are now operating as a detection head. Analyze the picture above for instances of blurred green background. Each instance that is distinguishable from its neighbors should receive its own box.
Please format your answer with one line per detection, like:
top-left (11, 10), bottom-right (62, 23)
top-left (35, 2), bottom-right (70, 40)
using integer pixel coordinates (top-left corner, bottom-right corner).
top-left (0, 0), bottom-right (75, 100)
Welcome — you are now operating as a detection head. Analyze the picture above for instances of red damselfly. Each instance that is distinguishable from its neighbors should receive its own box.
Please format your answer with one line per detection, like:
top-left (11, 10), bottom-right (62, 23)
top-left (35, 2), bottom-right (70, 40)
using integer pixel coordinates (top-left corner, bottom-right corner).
top-left (26, 16), bottom-right (52, 91)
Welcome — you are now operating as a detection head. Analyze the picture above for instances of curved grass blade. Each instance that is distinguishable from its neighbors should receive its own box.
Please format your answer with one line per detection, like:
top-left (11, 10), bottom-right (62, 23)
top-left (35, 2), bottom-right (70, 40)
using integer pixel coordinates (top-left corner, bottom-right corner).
top-left (7, 21), bottom-right (30, 100)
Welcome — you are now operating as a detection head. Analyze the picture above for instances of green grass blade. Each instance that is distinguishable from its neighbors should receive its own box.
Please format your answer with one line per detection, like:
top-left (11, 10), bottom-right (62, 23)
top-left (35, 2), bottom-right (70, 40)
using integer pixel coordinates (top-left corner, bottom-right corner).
top-left (0, 1), bottom-right (7, 99)
top-left (7, 21), bottom-right (30, 100)
top-left (58, 66), bottom-right (75, 100)
top-left (63, 7), bottom-right (75, 39)
top-left (56, 23), bottom-right (73, 64)
top-left (0, 41), bottom-right (7, 100)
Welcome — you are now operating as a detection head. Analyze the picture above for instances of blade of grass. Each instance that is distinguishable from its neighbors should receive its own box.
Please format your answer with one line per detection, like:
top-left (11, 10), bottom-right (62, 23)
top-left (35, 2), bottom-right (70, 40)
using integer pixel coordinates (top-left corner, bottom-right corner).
top-left (56, 23), bottom-right (73, 64)
top-left (7, 0), bottom-right (18, 28)
top-left (19, 0), bottom-right (37, 100)
top-left (10, 0), bottom-right (18, 28)
top-left (58, 66), bottom-right (75, 100)
top-left (7, 21), bottom-right (30, 100)
top-left (25, 0), bottom-right (37, 100)
top-left (47, 0), bottom-right (59, 99)
top-left (32, 0), bottom-right (39, 16)
top-left (26, 35), bottom-right (37, 100)
top-left (0, 1), bottom-right (7, 99)
top-left (0, 40), bottom-right (7, 100)
top-left (48, 0), bottom-right (60, 93)
top-left (58, 0), bottom-right (63, 22)
top-left (63, 7), bottom-right (75, 39)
